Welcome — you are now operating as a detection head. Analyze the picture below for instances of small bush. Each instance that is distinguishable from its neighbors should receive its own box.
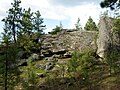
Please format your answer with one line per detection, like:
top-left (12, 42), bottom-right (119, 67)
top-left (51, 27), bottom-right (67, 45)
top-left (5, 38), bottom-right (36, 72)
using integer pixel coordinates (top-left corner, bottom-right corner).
top-left (21, 59), bottom-right (43, 90)
top-left (49, 25), bottom-right (62, 35)
top-left (105, 51), bottom-right (120, 74)
top-left (67, 50), bottom-right (96, 86)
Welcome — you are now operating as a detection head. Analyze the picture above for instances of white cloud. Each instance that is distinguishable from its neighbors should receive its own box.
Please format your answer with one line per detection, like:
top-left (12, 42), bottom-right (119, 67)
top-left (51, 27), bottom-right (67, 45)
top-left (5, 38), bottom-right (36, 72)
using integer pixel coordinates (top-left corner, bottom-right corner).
top-left (64, 3), bottom-right (102, 28)
top-left (0, 0), bottom-right (107, 32)
top-left (48, 0), bottom-right (102, 7)
top-left (41, 6), bottom-right (68, 20)
top-left (0, 0), bottom-right (12, 20)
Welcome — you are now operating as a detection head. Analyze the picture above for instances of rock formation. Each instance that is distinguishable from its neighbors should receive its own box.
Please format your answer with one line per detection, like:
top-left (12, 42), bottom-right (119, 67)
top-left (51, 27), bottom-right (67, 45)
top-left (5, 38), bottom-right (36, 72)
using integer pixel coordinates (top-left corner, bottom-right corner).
top-left (41, 31), bottom-right (97, 58)
top-left (17, 16), bottom-right (120, 68)
top-left (97, 16), bottom-right (113, 59)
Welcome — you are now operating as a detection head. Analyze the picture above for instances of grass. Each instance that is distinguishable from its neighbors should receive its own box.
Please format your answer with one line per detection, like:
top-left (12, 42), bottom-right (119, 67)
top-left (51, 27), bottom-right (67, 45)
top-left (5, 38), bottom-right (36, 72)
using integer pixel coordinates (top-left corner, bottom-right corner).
top-left (37, 62), bottom-right (120, 90)
top-left (5, 52), bottom-right (120, 90)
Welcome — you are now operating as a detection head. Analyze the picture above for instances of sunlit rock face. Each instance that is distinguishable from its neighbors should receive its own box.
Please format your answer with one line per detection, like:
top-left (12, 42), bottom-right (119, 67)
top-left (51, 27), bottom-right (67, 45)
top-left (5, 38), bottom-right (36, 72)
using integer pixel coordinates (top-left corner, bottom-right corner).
top-left (97, 16), bottom-right (113, 59)
top-left (42, 30), bottom-right (98, 58)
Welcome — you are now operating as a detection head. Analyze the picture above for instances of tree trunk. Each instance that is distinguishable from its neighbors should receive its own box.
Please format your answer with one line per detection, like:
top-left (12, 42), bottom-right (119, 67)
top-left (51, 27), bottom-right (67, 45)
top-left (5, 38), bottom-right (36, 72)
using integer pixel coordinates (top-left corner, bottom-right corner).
top-left (5, 44), bottom-right (8, 90)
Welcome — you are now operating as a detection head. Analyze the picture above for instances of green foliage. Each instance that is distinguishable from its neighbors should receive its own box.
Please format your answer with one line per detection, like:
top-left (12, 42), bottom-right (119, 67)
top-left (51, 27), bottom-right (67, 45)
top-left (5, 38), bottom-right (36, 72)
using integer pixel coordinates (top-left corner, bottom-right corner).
top-left (49, 22), bottom-right (63, 35)
top-left (105, 16), bottom-right (120, 73)
top-left (2, 0), bottom-right (45, 45)
top-left (0, 45), bottom-right (20, 89)
top-left (67, 50), bottom-right (98, 88)
top-left (112, 18), bottom-right (120, 33)
top-left (0, 14), bottom-right (21, 89)
top-left (67, 51), bottom-right (81, 73)
top-left (33, 10), bottom-right (45, 37)
top-left (51, 26), bottom-right (61, 35)
top-left (100, 10), bottom-right (109, 17)
top-left (105, 51), bottom-right (120, 74)
top-left (67, 50), bottom-right (96, 79)
top-left (0, 50), bottom-right (5, 88)
top-left (21, 8), bottom-right (33, 35)
top-left (84, 16), bottom-right (98, 31)
top-left (21, 59), bottom-right (41, 90)
top-left (2, 0), bottom-right (22, 43)
top-left (75, 18), bottom-right (82, 31)
top-left (18, 9), bottom-right (45, 53)
top-left (100, 0), bottom-right (118, 10)
top-left (1, 0), bottom-right (46, 89)
top-left (18, 34), bottom-right (35, 53)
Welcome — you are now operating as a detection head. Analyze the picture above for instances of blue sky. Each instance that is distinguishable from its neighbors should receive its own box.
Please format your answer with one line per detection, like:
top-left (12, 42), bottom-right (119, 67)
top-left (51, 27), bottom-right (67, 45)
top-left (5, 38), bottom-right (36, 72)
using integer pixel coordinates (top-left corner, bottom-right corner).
top-left (0, 0), bottom-right (109, 33)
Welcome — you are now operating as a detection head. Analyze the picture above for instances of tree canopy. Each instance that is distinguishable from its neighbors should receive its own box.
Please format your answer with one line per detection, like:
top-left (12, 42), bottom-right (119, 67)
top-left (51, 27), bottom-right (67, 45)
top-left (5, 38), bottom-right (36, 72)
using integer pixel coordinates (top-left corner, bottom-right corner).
top-left (100, 0), bottom-right (119, 10)
top-left (49, 22), bottom-right (63, 35)
top-left (75, 18), bottom-right (82, 31)
top-left (0, 0), bottom-right (46, 89)
top-left (84, 16), bottom-right (98, 31)
top-left (2, 0), bottom-right (22, 43)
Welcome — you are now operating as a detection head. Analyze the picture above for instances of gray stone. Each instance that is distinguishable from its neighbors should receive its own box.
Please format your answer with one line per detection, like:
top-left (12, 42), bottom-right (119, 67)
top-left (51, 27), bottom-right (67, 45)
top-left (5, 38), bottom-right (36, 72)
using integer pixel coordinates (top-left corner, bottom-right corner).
top-left (52, 54), bottom-right (60, 58)
top-left (42, 31), bottom-right (97, 55)
top-left (47, 57), bottom-right (57, 62)
top-left (97, 16), bottom-right (113, 59)
top-left (36, 73), bottom-right (46, 78)
top-left (18, 51), bottom-right (25, 58)
top-left (45, 62), bottom-right (54, 70)
top-left (17, 51), bottom-right (30, 59)
top-left (31, 53), bottom-right (39, 60)
top-left (18, 59), bottom-right (27, 66)
top-left (58, 60), bottom-right (67, 64)
top-left (64, 51), bottom-right (72, 58)
top-left (36, 64), bottom-right (46, 69)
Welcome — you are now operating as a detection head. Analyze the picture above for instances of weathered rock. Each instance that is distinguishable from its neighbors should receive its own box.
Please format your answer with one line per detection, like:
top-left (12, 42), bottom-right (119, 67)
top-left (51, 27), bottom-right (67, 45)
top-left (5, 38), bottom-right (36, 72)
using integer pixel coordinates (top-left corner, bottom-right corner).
top-left (45, 56), bottom-right (58, 62)
top-left (18, 59), bottom-right (27, 66)
top-left (36, 64), bottom-right (46, 69)
top-left (45, 62), bottom-right (54, 70)
top-left (18, 51), bottom-right (25, 58)
top-left (41, 50), bottom-right (53, 57)
top-left (52, 54), bottom-right (60, 58)
top-left (36, 73), bottom-right (46, 78)
top-left (31, 53), bottom-right (39, 60)
top-left (58, 59), bottom-right (68, 64)
top-left (97, 16), bottom-right (113, 59)
top-left (112, 31), bottom-right (120, 53)
top-left (18, 51), bottom-right (30, 59)
top-left (52, 49), bottom-right (67, 55)
top-left (64, 51), bottom-right (72, 58)
top-left (42, 31), bottom-right (98, 57)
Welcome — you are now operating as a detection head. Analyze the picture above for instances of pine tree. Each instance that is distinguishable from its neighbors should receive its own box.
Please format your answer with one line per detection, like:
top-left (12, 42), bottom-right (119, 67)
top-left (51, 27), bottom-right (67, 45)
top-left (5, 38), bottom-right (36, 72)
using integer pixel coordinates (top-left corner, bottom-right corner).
top-left (33, 10), bottom-right (45, 37)
top-left (84, 16), bottom-right (98, 31)
top-left (75, 18), bottom-right (82, 31)
top-left (50, 22), bottom-right (63, 35)
top-left (21, 8), bottom-right (34, 35)
top-left (100, 0), bottom-right (118, 10)
top-left (2, 0), bottom-right (22, 43)
top-left (0, 17), bottom-right (20, 90)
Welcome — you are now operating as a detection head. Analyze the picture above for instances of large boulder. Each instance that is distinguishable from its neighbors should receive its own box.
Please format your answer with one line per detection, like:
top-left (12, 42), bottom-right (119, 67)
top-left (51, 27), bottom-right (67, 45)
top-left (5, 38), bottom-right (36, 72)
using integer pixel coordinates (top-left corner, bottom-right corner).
top-left (97, 16), bottom-right (113, 59)
top-left (42, 31), bottom-right (98, 57)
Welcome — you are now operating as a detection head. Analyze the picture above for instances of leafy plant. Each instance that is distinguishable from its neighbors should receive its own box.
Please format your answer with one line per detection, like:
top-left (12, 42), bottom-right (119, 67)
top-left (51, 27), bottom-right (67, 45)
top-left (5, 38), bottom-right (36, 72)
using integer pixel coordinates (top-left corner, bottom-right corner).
top-left (75, 18), bottom-right (82, 31)
top-left (49, 22), bottom-right (63, 35)
top-left (21, 59), bottom-right (42, 90)
top-left (105, 51), bottom-right (120, 74)
top-left (67, 50), bottom-right (96, 87)
top-left (84, 16), bottom-right (98, 31)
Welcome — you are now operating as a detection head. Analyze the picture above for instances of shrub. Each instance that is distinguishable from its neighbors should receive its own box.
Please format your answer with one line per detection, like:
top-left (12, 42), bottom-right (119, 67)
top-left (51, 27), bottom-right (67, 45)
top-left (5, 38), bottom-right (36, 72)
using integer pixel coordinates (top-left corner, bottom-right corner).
top-left (67, 50), bottom-right (96, 84)
top-left (49, 25), bottom-right (62, 35)
top-left (21, 59), bottom-right (43, 90)
top-left (105, 51), bottom-right (120, 74)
